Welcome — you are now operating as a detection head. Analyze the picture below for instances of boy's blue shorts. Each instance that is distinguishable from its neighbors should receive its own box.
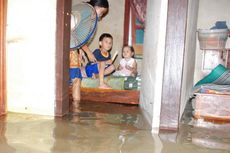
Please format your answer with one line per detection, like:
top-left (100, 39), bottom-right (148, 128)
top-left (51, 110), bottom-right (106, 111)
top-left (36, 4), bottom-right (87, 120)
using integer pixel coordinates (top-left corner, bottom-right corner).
top-left (85, 63), bottom-right (99, 77)
top-left (69, 68), bottom-right (82, 84)
top-left (85, 63), bottom-right (113, 77)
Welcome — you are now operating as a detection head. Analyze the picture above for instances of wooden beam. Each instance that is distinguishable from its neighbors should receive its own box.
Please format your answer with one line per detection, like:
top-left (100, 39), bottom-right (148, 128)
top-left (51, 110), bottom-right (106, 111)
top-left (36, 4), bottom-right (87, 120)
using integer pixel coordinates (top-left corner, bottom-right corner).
top-left (123, 0), bottom-right (130, 45)
top-left (131, 11), bottom-right (136, 45)
top-left (227, 49), bottom-right (230, 68)
top-left (0, 0), bottom-right (7, 116)
top-left (55, 0), bottom-right (72, 116)
top-left (160, 0), bottom-right (188, 130)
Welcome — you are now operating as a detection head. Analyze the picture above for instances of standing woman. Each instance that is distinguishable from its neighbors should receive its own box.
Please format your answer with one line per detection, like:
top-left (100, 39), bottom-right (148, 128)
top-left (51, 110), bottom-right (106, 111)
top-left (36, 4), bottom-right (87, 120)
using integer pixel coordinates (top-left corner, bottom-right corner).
top-left (69, 0), bottom-right (109, 101)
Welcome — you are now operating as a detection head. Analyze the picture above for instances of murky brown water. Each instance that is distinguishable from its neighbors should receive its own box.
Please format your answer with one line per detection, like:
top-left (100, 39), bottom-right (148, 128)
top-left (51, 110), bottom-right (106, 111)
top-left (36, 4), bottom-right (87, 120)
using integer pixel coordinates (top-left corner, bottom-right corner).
top-left (0, 101), bottom-right (229, 153)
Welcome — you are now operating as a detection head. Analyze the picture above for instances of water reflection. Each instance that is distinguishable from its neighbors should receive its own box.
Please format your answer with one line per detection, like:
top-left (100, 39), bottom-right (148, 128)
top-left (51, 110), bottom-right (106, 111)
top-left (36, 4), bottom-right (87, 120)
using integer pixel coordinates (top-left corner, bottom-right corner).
top-left (0, 116), bottom-right (16, 153)
top-left (0, 101), bottom-right (229, 153)
top-left (159, 122), bottom-right (230, 153)
top-left (1, 113), bottom-right (55, 152)
top-left (51, 100), bottom-right (155, 153)
top-left (190, 121), bottom-right (230, 151)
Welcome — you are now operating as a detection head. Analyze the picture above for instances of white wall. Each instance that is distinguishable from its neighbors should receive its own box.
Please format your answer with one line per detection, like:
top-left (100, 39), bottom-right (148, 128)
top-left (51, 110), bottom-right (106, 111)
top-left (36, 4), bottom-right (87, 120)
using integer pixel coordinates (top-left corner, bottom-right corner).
top-left (140, 0), bottom-right (168, 133)
top-left (6, 0), bottom-right (57, 115)
top-left (180, 0), bottom-right (199, 118)
top-left (194, 0), bottom-right (230, 83)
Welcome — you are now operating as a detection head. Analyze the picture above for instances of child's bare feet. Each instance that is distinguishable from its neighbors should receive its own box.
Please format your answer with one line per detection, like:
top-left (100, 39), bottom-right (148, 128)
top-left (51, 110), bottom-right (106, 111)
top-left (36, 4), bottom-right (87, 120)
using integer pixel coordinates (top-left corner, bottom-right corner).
top-left (98, 83), bottom-right (111, 89)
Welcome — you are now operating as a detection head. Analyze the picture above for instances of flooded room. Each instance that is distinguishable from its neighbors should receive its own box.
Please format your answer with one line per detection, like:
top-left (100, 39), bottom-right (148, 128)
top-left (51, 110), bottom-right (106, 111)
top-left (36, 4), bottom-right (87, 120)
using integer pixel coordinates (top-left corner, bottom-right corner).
top-left (0, 0), bottom-right (230, 152)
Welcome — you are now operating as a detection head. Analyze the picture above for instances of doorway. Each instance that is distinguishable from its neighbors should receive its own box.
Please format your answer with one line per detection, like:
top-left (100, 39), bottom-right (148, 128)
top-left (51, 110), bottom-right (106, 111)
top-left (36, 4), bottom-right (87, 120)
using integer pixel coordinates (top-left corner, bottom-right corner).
top-left (69, 0), bottom-right (142, 105)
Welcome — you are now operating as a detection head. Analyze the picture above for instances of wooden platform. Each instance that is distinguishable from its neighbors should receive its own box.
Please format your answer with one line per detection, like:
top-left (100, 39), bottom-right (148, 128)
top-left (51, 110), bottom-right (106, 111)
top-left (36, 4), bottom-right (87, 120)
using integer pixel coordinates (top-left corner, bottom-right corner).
top-left (193, 93), bottom-right (230, 122)
top-left (80, 88), bottom-right (139, 104)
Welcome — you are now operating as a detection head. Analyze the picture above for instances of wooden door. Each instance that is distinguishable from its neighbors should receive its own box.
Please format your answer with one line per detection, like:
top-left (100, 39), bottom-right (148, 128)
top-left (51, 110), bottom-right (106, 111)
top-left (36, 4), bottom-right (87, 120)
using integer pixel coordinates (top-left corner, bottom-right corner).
top-left (0, 0), bottom-right (7, 115)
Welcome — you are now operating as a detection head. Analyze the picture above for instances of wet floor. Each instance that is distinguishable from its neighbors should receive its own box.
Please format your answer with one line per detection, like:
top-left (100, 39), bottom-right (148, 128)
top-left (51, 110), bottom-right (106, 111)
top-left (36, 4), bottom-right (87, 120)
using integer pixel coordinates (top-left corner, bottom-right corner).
top-left (0, 100), bottom-right (229, 153)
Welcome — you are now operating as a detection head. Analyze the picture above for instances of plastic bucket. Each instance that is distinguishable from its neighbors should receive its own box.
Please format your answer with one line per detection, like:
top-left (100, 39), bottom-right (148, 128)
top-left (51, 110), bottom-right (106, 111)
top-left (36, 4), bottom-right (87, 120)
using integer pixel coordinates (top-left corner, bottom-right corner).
top-left (198, 29), bottom-right (229, 49)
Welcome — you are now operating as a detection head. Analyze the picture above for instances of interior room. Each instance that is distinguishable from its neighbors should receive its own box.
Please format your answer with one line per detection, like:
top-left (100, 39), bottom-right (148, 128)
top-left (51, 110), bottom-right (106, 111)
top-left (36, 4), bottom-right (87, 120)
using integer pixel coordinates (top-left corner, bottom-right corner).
top-left (2, 0), bottom-right (171, 131)
top-left (70, 0), bottom-right (144, 105)
top-left (0, 0), bottom-right (230, 150)
top-left (1, 0), bottom-right (230, 152)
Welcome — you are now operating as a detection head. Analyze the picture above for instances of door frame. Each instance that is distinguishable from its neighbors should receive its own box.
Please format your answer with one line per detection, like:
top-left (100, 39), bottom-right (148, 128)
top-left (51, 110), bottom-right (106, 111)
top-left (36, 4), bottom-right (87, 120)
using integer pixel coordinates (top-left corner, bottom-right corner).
top-left (123, 0), bottom-right (188, 130)
top-left (0, 0), bottom-right (7, 116)
top-left (160, 0), bottom-right (188, 130)
top-left (55, 0), bottom-right (72, 116)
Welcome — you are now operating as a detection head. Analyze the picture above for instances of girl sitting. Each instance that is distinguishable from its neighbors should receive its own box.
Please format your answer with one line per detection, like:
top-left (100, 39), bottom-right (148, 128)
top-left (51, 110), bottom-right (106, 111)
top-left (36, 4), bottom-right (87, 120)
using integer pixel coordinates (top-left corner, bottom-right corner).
top-left (113, 45), bottom-right (137, 77)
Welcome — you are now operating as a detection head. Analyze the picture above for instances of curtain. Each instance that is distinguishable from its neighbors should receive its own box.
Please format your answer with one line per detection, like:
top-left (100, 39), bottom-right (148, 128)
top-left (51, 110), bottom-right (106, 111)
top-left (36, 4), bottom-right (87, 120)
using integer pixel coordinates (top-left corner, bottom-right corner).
top-left (130, 0), bottom-right (147, 25)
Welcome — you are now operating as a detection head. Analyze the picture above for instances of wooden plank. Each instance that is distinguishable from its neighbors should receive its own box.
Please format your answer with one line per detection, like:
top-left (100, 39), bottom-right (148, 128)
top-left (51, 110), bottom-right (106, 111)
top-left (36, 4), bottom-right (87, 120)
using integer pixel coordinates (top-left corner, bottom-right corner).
top-left (123, 0), bottom-right (130, 45)
top-left (78, 88), bottom-right (139, 105)
top-left (0, 0), bottom-right (7, 116)
top-left (131, 11), bottom-right (136, 45)
top-left (227, 49), bottom-right (230, 68)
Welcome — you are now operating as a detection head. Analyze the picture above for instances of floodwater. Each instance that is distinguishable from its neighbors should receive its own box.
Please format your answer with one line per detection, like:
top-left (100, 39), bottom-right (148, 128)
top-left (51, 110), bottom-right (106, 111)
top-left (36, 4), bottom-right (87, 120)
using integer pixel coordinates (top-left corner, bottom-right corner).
top-left (0, 101), bottom-right (229, 153)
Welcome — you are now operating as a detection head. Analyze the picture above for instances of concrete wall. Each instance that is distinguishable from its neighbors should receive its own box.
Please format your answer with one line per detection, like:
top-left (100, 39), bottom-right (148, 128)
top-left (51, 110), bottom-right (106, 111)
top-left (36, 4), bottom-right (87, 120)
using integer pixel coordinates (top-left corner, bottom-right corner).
top-left (6, 0), bottom-right (57, 115)
top-left (194, 0), bottom-right (230, 83)
top-left (180, 0), bottom-right (199, 118)
top-left (140, 0), bottom-right (168, 133)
